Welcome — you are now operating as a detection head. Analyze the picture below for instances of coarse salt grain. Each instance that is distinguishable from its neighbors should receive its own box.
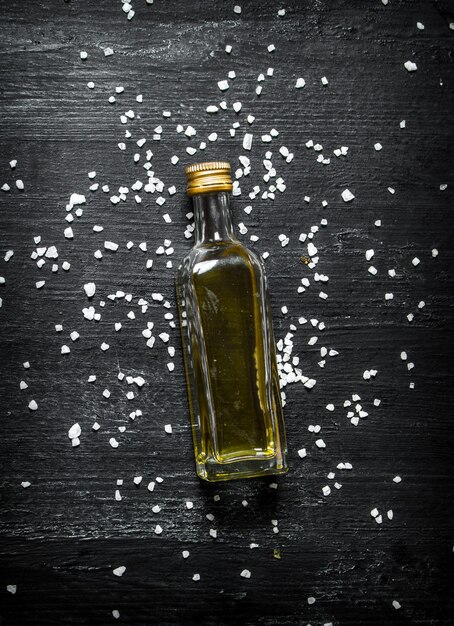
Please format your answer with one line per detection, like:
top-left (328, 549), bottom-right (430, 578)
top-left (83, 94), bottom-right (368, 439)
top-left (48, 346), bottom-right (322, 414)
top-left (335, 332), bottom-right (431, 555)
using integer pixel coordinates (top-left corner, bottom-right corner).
top-left (113, 566), bottom-right (126, 577)
top-left (341, 189), bottom-right (355, 202)
top-left (404, 60), bottom-right (417, 71)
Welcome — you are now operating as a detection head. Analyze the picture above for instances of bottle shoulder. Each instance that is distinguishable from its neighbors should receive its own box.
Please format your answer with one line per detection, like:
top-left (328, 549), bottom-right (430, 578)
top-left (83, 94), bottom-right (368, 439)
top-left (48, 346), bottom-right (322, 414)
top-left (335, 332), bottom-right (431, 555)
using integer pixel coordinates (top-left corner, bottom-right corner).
top-left (177, 240), bottom-right (264, 279)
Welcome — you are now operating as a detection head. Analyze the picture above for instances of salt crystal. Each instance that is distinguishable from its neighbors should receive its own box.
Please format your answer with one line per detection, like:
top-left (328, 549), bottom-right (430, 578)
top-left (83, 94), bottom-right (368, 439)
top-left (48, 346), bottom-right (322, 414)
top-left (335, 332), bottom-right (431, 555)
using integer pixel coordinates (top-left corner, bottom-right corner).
top-left (243, 133), bottom-right (253, 151)
top-left (295, 77), bottom-right (305, 89)
top-left (341, 189), bottom-right (355, 202)
top-left (84, 282), bottom-right (96, 298)
top-left (113, 566), bottom-right (126, 577)
top-left (315, 439), bottom-right (326, 449)
top-left (104, 241), bottom-right (119, 251)
top-left (109, 438), bottom-right (119, 448)
top-left (68, 423), bottom-right (81, 439)
top-left (240, 569), bottom-right (251, 578)
top-left (404, 60), bottom-right (417, 72)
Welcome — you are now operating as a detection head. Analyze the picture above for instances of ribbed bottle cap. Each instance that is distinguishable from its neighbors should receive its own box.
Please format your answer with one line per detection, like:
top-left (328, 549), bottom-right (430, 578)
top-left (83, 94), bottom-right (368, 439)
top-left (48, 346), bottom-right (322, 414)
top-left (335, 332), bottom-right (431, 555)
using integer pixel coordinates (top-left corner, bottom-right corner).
top-left (184, 161), bottom-right (233, 196)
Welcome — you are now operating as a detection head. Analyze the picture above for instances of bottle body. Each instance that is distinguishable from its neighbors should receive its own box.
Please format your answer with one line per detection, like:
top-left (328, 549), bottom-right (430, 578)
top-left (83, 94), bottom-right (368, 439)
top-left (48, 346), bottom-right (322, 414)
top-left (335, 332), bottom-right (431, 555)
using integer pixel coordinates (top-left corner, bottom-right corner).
top-left (176, 191), bottom-right (287, 481)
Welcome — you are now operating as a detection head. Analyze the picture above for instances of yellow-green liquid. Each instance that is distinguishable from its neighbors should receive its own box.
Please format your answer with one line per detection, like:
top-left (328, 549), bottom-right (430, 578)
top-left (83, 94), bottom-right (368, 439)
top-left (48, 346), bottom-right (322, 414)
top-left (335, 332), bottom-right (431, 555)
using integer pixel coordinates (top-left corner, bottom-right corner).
top-left (193, 244), bottom-right (275, 462)
top-left (177, 239), bottom-right (287, 481)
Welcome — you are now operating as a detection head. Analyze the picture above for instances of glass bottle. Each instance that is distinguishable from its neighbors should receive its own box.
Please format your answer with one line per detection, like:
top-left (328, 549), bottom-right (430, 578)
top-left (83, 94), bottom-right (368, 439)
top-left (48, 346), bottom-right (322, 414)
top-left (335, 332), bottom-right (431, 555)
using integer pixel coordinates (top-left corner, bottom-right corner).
top-left (176, 161), bottom-right (288, 482)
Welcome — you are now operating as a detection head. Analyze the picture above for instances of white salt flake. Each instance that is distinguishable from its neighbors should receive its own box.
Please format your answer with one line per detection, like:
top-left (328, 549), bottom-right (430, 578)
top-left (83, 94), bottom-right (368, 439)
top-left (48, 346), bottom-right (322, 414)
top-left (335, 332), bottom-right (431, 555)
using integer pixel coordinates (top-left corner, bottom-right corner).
top-left (240, 569), bottom-right (251, 578)
top-left (341, 189), bottom-right (355, 202)
top-left (404, 60), bottom-right (417, 72)
top-left (217, 80), bottom-right (229, 92)
top-left (243, 133), bottom-right (253, 151)
top-left (83, 282), bottom-right (96, 298)
top-left (68, 423), bottom-right (81, 439)
top-left (113, 566), bottom-right (126, 577)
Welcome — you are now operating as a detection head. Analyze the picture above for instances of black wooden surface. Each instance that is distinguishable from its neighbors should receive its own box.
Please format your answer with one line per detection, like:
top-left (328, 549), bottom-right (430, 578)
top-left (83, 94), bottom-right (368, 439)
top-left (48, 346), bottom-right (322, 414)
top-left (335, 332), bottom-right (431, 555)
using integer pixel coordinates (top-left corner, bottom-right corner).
top-left (1, 1), bottom-right (454, 624)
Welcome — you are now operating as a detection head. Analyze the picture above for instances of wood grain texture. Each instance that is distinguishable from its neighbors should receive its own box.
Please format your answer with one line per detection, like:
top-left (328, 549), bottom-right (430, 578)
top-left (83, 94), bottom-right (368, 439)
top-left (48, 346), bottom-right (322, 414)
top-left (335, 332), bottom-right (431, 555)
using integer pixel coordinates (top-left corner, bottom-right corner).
top-left (1, 0), bottom-right (453, 624)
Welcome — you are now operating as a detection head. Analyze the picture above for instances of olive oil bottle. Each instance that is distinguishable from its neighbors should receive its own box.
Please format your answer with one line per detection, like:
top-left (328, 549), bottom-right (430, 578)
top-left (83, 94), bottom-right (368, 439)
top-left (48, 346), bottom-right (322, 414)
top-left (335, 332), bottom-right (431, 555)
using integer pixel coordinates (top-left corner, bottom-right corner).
top-left (176, 161), bottom-right (288, 481)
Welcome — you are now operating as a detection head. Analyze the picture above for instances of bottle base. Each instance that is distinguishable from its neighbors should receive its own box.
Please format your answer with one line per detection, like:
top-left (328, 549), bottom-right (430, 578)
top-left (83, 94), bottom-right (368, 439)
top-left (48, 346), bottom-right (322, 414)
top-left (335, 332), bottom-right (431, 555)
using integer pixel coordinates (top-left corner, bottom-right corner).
top-left (196, 454), bottom-right (288, 482)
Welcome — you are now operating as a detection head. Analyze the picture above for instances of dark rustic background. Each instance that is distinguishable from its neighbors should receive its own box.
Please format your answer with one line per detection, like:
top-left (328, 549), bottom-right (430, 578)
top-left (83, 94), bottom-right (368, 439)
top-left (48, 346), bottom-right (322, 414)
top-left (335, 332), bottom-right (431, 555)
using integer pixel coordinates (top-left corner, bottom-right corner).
top-left (1, 1), bottom-right (454, 624)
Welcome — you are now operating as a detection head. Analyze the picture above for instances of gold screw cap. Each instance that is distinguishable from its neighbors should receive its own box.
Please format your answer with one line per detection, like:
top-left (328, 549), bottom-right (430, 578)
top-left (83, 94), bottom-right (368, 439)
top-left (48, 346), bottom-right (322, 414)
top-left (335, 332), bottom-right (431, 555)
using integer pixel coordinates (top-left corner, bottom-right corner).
top-left (185, 161), bottom-right (233, 196)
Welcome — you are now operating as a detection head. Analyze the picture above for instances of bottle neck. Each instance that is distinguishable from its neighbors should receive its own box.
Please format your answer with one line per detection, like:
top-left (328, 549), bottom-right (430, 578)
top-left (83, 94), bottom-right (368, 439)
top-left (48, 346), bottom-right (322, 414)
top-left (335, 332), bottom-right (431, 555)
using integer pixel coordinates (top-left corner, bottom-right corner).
top-left (192, 191), bottom-right (235, 244)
